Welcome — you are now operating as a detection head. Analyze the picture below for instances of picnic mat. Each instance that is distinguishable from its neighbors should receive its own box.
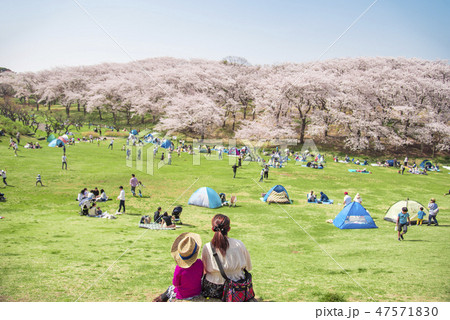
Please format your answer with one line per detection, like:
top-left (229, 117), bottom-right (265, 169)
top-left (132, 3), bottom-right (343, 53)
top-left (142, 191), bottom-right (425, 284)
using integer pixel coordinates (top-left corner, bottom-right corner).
top-left (348, 169), bottom-right (371, 174)
top-left (139, 223), bottom-right (178, 230)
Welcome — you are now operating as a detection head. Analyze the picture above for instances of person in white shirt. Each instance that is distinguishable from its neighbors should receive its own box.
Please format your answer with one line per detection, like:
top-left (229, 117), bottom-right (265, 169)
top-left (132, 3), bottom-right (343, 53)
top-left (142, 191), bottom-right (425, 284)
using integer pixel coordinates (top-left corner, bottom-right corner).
top-left (62, 154), bottom-right (67, 170)
top-left (1, 169), bottom-right (7, 186)
top-left (343, 192), bottom-right (351, 206)
top-left (354, 193), bottom-right (362, 204)
top-left (116, 186), bottom-right (125, 214)
top-left (201, 214), bottom-right (252, 299)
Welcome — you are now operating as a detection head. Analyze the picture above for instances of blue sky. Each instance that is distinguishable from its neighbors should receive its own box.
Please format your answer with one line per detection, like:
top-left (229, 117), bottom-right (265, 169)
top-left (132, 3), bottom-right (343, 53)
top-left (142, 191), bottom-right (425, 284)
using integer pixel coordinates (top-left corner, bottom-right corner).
top-left (1, 0), bottom-right (449, 72)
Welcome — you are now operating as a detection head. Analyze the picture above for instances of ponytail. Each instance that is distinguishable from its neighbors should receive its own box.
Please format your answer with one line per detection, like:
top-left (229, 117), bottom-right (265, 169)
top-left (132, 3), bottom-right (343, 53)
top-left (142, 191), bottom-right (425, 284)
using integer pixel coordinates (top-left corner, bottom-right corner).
top-left (211, 214), bottom-right (230, 256)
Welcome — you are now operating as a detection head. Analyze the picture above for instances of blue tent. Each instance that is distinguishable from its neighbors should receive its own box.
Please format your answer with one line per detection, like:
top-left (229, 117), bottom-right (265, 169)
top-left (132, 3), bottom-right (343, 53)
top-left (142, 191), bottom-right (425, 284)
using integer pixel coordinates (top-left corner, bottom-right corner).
top-left (131, 129), bottom-right (138, 135)
top-left (48, 138), bottom-right (65, 147)
top-left (261, 185), bottom-right (291, 203)
top-left (333, 202), bottom-right (377, 229)
top-left (188, 187), bottom-right (222, 209)
top-left (160, 139), bottom-right (172, 149)
top-left (419, 159), bottom-right (434, 170)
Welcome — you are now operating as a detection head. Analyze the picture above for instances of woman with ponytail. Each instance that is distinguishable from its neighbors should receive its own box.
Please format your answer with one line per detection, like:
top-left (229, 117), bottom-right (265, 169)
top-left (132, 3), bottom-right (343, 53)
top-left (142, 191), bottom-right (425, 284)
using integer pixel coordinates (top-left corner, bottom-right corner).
top-left (201, 214), bottom-right (252, 299)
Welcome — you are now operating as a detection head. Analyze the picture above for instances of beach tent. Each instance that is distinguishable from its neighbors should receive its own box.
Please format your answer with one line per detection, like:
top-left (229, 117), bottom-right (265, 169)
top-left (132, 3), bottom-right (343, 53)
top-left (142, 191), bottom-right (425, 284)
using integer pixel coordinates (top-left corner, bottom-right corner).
top-left (419, 160), bottom-right (434, 170)
top-left (188, 187), bottom-right (222, 209)
top-left (333, 202), bottom-right (377, 229)
top-left (386, 160), bottom-right (395, 167)
top-left (160, 139), bottom-right (172, 149)
top-left (384, 199), bottom-right (426, 224)
top-left (131, 129), bottom-right (138, 135)
top-left (261, 185), bottom-right (291, 204)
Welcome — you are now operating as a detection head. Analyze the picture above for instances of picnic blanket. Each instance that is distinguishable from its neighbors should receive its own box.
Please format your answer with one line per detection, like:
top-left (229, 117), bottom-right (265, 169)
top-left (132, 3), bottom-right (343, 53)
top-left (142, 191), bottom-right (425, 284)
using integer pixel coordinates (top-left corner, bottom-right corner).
top-left (307, 199), bottom-right (334, 204)
top-left (139, 223), bottom-right (177, 230)
top-left (348, 169), bottom-right (371, 174)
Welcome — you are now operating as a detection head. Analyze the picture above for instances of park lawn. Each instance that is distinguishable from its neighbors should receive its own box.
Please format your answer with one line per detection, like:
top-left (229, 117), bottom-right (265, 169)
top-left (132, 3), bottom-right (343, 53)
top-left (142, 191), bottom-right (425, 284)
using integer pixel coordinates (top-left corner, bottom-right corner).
top-left (0, 137), bottom-right (449, 302)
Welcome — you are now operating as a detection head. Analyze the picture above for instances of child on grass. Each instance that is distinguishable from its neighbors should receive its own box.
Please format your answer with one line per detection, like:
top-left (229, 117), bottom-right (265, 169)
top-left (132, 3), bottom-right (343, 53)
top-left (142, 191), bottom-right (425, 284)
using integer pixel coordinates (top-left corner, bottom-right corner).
top-left (153, 233), bottom-right (203, 302)
top-left (417, 207), bottom-right (426, 225)
top-left (36, 174), bottom-right (43, 186)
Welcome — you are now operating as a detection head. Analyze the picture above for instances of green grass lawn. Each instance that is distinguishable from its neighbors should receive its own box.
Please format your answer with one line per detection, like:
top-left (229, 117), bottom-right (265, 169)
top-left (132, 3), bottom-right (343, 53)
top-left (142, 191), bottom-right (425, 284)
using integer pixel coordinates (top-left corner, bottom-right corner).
top-left (0, 137), bottom-right (449, 302)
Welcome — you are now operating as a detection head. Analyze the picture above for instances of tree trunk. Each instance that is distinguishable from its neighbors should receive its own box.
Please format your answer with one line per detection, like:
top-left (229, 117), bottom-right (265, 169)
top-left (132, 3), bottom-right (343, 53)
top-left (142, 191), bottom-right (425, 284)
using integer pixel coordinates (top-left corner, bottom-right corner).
top-left (299, 118), bottom-right (307, 144)
top-left (65, 104), bottom-right (70, 117)
top-left (47, 102), bottom-right (51, 111)
top-left (77, 102), bottom-right (81, 112)
top-left (97, 107), bottom-right (102, 120)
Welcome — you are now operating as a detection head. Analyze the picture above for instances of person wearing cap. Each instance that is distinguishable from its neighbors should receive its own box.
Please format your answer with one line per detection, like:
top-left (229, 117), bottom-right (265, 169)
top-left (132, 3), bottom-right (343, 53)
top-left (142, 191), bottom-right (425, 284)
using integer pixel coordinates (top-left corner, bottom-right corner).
top-left (343, 192), bottom-right (351, 206)
top-left (354, 193), bottom-right (362, 204)
top-left (427, 198), bottom-right (439, 226)
top-left (397, 207), bottom-right (411, 241)
top-left (201, 214), bottom-right (252, 299)
top-left (153, 233), bottom-right (204, 302)
top-left (116, 186), bottom-right (125, 214)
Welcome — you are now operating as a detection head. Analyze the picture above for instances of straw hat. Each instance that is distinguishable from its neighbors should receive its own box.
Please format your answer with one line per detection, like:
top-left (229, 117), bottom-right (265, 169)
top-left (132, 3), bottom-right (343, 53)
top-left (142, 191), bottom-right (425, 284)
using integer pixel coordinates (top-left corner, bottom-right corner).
top-left (430, 198), bottom-right (435, 202)
top-left (171, 232), bottom-right (202, 268)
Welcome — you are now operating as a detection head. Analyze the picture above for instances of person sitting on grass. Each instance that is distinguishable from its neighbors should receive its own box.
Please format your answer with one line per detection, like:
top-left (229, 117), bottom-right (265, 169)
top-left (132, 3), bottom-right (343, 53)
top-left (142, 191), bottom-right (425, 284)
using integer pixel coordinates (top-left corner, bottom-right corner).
top-left (153, 233), bottom-right (203, 302)
top-left (97, 189), bottom-right (108, 202)
top-left (307, 191), bottom-right (317, 203)
top-left (319, 192), bottom-right (329, 202)
top-left (396, 207), bottom-right (411, 241)
top-left (161, 212), bottom-right (175, 228)
top-left (153, 207), bottom-right (162, 223)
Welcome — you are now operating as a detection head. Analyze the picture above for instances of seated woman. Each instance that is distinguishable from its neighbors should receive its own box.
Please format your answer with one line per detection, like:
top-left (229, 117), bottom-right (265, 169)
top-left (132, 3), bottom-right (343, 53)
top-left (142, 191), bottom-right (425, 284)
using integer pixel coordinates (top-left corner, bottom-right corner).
top-left (320, 192), bottom-right (329, 202)
top-left (98, 189), bottom-right (108, 201)
top-left (318, 164), bottom-right (324, 169)
top-left (161, 212), bottom-right (175, 228)
top-left (201, 214), bottom-right (252, 299)
top-left (307, 191), bottom-right (317, 202)
top-left (77, 189), bottom-right (87, 202)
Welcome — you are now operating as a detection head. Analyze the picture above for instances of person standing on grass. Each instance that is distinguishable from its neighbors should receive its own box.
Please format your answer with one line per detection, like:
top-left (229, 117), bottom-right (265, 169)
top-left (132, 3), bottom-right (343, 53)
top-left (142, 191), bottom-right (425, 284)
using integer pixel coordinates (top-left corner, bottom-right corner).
top-left (232, 163), bottom-right (238, 179)
top-left (130, 174), bottom-right (138, 196)
top-left (417, 207), bottom-right (426, 226)
top-left (258, 166), bottom-right (264, 182)
top-left (36, 174), bottom-right (43, 186)
top-left (116, 186), bottom-right (125, 214)
top-left (396, 207), bottom-right (411, 241)
top-left (168, 151), bottom-right (172, 165)
top-left (2, 169), bottom-right (7, 186)
top-left (108, 138), bottom-right (114, 150)
top-left (427, 198), bottom-right (439, 226)
top-left (62, 154), bottom-right (68, 170)
top-left (16, 132), bottom-right (20, 145)
top-left (264, 165), bottom-right (269, 179)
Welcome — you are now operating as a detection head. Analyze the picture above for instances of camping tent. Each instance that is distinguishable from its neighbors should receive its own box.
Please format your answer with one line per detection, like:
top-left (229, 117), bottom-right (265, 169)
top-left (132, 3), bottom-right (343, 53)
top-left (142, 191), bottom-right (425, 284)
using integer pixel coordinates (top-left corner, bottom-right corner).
top-left (48, 138), bottom-right (65, 147)
top-left (333, 202), bottom-right (377, 229)
top-left (188, 187), bottom-right (222, 209)
top-left (261, 185), bottom-right (291, 204)
top-left (420, 160), bottom-right (434, 170)
top-left (160, 139), bottom-right (172, 149)
top-left (384, 199), bottom-right (426, 224)
top-left (131, 129), bottom-right (138, 135)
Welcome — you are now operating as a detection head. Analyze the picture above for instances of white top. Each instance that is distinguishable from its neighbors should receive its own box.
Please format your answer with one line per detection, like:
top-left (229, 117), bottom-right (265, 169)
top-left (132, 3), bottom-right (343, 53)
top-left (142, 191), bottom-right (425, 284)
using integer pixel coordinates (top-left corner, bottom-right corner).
top-left (343, 195), bottom-right (351, 205)
top-left (354, 196), bottom-right (362, 204)
top-left (62, 155), bottom-right (67, 162)
top-left (118, 189), bottom-right (125, 200)
top-left (202, 238), bottom-right (252, 285)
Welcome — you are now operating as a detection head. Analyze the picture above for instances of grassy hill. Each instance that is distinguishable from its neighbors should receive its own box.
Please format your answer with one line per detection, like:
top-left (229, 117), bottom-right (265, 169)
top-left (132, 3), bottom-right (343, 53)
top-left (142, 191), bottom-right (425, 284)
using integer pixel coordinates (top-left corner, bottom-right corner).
top-left (0, 135), bottom-right (449, 302)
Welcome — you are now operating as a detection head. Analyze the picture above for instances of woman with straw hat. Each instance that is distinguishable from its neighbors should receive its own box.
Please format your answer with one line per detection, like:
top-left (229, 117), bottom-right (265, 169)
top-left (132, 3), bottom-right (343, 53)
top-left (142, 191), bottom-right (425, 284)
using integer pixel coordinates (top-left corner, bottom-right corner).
top-left (153, 233), bottom-right (203, 302)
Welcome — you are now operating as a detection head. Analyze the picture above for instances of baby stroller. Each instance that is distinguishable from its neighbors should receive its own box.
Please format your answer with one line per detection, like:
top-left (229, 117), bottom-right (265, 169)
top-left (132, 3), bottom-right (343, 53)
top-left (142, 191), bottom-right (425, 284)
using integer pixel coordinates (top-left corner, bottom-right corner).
top-left (79, 197), bottom-right (95, 216)
top-left (172, 206), bottom-right (183, 224)
top-left (0, 192), bottom-right (6, 202)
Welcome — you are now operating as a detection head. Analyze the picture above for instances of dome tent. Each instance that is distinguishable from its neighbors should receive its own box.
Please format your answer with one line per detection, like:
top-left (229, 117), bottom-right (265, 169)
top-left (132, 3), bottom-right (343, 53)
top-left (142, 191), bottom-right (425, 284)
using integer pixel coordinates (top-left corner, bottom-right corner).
top-left (261, 185), bottom-right (292, 204)
top-left (188, 187), bottom-right (222, 209)
top-left (333, 202), bottom-right (377, 229)
top-left (160, 139), bottom-right (172, 149)
top-left (384, 199), bottom-right (426, 225)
